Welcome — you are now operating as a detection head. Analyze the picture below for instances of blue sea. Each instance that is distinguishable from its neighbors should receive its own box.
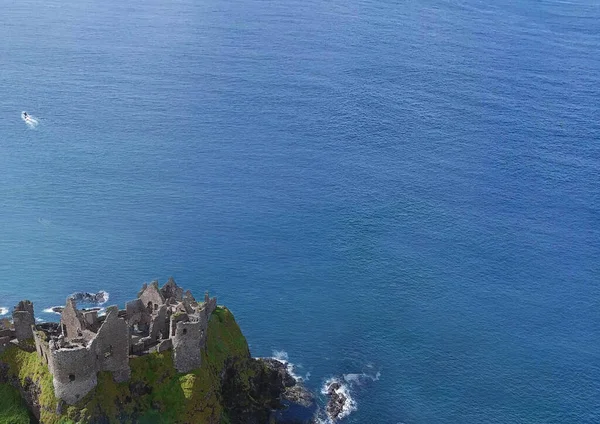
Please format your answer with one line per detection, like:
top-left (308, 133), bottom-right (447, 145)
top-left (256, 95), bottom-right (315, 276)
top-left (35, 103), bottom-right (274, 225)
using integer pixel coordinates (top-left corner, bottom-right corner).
top-left (1, 0), bottom-right (599, 422)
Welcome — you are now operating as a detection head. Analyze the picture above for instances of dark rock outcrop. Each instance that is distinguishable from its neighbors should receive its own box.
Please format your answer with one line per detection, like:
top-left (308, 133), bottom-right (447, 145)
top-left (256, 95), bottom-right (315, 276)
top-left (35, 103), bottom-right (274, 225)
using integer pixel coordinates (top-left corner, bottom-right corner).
top-left (325, 381), bottom-right (347, 421)
top-left (220, 357), bottom-right (317, 424)
top-left (68, 291), bottom-right (108, 305)
top-left (261, 358), bottom-right (317, 423)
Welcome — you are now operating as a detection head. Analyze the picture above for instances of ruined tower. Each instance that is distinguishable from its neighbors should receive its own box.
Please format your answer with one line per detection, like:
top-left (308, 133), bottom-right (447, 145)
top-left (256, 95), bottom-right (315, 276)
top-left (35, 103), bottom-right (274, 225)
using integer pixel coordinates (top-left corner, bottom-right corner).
top-left (12, 300), bottom-right (35, 342)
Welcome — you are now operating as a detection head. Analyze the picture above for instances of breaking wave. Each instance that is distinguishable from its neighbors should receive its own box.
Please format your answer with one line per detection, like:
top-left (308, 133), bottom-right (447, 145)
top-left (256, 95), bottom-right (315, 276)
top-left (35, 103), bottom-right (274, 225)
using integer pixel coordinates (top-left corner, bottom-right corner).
top-left (269, 351), bottom-right (379, 422)
top-left (317, 368), bottom-right (381, 423)
top-left (0, 307), bottom-right (8, 316)
top-left (272, 350), bottom-right (310, 382)
top-left (319, 377), bottom-right (357, 422)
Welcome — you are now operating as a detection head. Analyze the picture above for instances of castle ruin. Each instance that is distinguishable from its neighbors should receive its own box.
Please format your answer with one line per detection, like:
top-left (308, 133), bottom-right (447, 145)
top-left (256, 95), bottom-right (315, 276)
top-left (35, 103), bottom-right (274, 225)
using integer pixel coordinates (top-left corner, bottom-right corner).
top-left (0, 278), bottom-right (217, 404)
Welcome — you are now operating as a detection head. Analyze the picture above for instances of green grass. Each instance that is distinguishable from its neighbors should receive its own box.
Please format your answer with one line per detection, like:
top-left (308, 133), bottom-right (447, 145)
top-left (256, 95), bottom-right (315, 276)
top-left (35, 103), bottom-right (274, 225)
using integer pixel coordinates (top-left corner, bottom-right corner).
top-left (0, 344), bottom-right (61, 424)
top-left (0, 306), bottom-right (251, 424)
top-left (0, 383), bottom-right (31, 424)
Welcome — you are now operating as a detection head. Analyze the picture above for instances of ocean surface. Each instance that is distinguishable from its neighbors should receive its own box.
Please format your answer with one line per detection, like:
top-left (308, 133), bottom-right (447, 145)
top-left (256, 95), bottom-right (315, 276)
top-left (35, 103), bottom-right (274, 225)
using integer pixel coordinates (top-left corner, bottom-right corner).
top-left (1, 0), bottom-right (599, 422)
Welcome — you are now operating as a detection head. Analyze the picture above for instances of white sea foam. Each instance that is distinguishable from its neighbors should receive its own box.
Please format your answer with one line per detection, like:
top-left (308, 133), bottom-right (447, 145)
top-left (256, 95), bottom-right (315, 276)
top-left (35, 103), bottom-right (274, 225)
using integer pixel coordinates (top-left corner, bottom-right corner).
top-left (318, 368), bottom-right (381, 422)
top-left (273, 350), bottom-right (310, 381)
top-left (0, 307), bottom-right (8, 316)
top-left (343, 371), bottom-right (381, 384)
top-left (43, 307), bottom-right (63, 315)
top-left (320, 377), bottom-right (358, 422)
top-left (272, 350), bottom-right (289, 362)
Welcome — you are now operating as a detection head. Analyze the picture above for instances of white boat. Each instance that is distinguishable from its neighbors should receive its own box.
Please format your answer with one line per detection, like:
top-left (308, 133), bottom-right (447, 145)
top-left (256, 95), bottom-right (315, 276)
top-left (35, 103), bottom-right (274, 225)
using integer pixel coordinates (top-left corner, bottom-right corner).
top-left (21, 111), bottom-right (38, 127)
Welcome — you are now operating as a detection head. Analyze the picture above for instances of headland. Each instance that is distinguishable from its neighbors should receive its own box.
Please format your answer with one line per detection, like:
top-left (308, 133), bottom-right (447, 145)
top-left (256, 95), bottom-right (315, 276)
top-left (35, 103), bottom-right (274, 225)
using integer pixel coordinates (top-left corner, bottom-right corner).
top-left (0, 278), bottom-right (315, 423)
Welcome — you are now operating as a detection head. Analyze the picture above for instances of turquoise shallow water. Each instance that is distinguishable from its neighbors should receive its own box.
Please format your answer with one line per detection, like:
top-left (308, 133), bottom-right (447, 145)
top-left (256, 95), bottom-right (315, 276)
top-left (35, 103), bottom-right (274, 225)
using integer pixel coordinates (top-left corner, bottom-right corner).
top-left (1, 0), bottom-right (600, 422)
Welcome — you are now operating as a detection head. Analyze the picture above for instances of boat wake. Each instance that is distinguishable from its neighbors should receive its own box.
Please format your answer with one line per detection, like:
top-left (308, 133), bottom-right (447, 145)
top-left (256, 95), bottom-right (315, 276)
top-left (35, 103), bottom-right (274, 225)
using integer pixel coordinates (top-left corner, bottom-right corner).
top-left (21, 112), bottom-right (39, 128)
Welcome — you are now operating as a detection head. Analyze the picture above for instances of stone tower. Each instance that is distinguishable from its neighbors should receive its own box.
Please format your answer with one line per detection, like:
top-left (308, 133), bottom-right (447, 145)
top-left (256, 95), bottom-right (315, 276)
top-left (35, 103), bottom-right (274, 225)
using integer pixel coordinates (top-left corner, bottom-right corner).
top-left (12, 300), bottom-right (35, 342)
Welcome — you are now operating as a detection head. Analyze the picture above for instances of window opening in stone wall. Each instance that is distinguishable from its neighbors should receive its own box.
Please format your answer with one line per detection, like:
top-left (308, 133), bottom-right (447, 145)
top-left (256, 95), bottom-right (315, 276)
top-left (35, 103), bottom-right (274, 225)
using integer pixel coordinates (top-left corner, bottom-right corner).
top-left (69, 374), bottom-right (75, 381)
top-left (182, 328), bottom-right (187, 335)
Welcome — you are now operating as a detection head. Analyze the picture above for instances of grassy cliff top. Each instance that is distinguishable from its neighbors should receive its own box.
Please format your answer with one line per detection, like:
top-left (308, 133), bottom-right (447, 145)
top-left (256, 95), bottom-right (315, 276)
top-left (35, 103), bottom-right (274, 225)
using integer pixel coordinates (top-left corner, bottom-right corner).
top-left (0, 306), bottom-right (251, 424)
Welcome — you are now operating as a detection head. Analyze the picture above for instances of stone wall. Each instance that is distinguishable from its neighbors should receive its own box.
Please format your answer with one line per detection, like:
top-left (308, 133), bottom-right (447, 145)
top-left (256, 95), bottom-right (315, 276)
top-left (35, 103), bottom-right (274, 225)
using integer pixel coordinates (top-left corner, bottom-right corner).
top-left (60, 298), bottom-right (86, 341)
top-left (0, 327), bottom-right (13, 353)
top-left (126, 298), bottom-right (151, 333)
top-left (13, 300), bottom-right (35, 342)
top-left (205, 296), bottom-right (217, 317)
top-left (169, 312), bottom-right (189, 339)
top-left (51, 345), bottom-right (97, 404)
top-left (172, 321), bottom-right (203, 373)
top-left (32, 330), bottom-right (53, 373)
top-left (138, 281), bottom-right (165, 314)
top-left (149, 305), bottom-right (168, 342)
top-left (91, 306), bottom-right (131, 383)
top-left (161, 277), bottom-right (183, 301)
top-left (82, 310), bottom-right (99, 329)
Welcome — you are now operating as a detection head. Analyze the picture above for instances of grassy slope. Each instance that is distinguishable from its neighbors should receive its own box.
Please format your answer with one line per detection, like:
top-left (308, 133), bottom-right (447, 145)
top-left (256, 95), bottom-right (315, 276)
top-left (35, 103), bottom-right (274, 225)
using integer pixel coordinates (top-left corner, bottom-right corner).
top-left (0, 383), bottom-right (31, 424)
top-left (0, 306), bottom-right (250, 424)
top-left (0, 342), bottom-right (61, 424)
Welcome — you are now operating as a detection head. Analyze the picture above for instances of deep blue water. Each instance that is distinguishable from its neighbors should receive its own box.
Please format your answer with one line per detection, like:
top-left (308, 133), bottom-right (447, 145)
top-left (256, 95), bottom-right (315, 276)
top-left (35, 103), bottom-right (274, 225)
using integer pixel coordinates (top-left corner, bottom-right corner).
top-left (1, 0), bottom-right (600, 422)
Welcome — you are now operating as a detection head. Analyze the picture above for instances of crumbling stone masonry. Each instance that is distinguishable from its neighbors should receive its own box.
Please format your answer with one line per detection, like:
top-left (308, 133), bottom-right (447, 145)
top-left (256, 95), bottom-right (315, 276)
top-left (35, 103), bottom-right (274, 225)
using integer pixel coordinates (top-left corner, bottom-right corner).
top-left (11, 278), bottom-right (217, 404)
top-left (0, 318), bottom-right (15, 353)
top-left (13, 300), bottom-right (35, 342)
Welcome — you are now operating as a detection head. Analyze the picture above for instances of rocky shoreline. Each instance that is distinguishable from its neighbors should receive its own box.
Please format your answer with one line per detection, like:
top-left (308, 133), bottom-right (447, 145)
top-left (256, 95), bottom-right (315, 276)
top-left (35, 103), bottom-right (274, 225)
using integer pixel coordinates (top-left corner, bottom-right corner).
top-left (0, 280), bottom-right (355, 424)
top-left (260, 358), bottom-right (318, 423)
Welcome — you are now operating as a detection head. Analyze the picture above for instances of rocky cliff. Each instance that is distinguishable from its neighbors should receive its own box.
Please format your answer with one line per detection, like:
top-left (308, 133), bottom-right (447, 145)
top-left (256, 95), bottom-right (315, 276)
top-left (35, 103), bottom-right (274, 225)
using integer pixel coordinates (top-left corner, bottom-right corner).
top-left (0, 307), bottom-right (314, 424)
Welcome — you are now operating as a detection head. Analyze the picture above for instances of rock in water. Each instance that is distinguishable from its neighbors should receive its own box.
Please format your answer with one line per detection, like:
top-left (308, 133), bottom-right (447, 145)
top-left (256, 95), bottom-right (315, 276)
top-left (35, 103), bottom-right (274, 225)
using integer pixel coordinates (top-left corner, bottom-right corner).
top-left (68, 291), bottom-right (108, 304)
top-left (326, 381), bottom-right (347, 421)
top-left (258, 358), bottom-right (317, 423)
